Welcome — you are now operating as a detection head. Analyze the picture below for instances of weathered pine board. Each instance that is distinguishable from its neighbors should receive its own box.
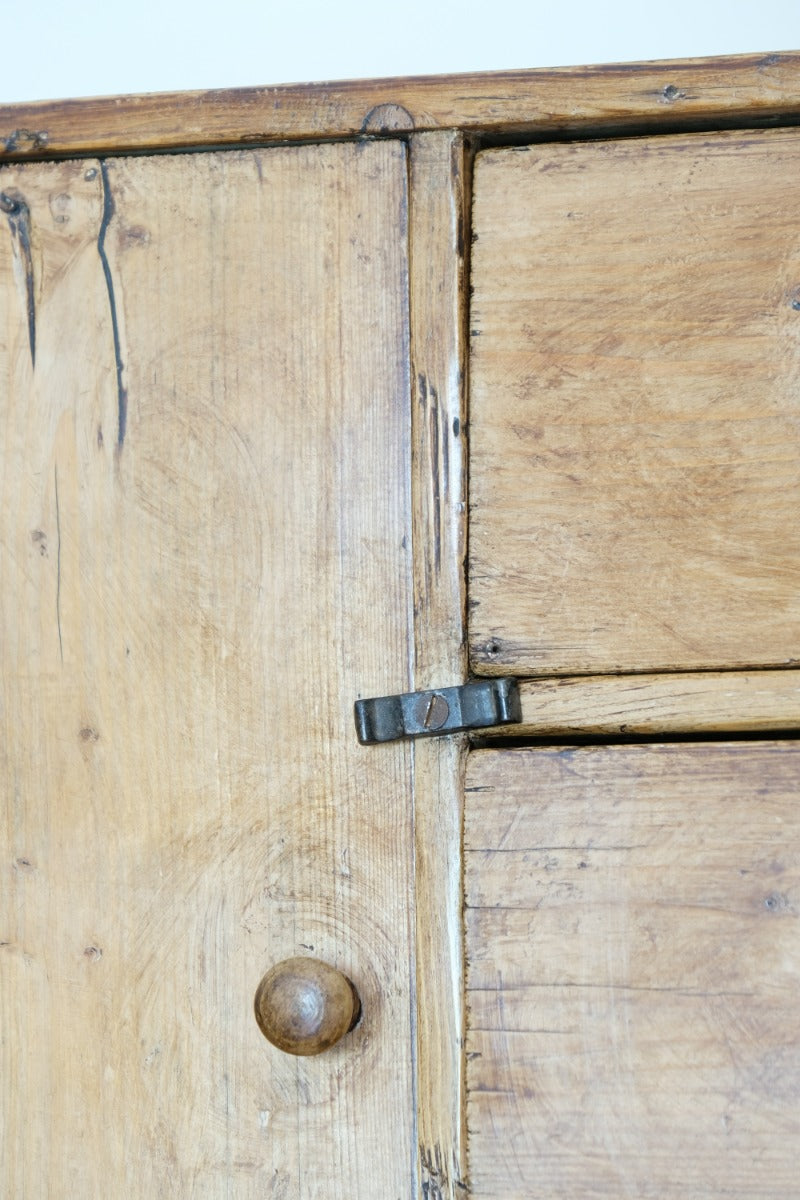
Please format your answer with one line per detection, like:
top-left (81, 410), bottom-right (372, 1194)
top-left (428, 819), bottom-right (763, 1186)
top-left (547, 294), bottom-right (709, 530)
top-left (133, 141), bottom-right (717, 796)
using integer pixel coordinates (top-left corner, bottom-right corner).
top-left (408, 130), bottom-right (470, 1199)
top-left (465, 743), bottom-right (800, 1199)
top-left (469, 128), bottom-right (800, 678)
top-left (1, 53), bottom-right (799, 158)
top-left (0, 144), bottom-right (415, 1198)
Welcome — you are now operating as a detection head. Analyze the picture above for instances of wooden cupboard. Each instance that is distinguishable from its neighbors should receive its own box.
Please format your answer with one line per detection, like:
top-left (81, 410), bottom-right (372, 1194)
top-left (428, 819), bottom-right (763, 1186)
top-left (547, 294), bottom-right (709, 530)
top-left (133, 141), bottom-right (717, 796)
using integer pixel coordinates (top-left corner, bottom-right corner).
top-left (1, 52), bottom-right (800, 1199)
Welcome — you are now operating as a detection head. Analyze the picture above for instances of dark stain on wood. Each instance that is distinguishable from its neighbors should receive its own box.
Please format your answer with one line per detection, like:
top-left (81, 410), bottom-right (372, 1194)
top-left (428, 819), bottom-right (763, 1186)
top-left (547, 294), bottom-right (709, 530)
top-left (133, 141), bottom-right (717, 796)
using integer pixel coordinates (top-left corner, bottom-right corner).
top-left (420, 1141), bottom-right (469, 1197)
top-left (360, 103), bottom-right (415, 134)
top-left (660, 83), bottom-right (689, 104)
top-left (1, 128), bottom-right (48, 155)
top-left (118, 223), bottom-right (150, 249)
top-left (764, 891), bottom-right (792, 913)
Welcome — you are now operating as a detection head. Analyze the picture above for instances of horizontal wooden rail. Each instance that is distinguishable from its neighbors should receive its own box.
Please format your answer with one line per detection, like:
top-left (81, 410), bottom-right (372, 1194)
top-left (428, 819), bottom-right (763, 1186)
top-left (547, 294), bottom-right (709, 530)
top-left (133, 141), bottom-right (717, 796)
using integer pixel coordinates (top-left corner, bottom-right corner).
top-left (481, 670), bottom-right (800, 738)
top-left (1, 52), bottom-right (799, 160)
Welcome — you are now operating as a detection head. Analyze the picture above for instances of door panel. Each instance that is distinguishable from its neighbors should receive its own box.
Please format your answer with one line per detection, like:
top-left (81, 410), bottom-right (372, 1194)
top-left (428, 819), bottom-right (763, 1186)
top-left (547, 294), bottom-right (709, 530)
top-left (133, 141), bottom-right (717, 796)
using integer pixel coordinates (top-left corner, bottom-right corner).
top-left (0, 144), bottom-right (414, 1198)
top-left (465, 742), bottom-right (800, 1198)
top-left (469, 130), bottom-right (800, 677)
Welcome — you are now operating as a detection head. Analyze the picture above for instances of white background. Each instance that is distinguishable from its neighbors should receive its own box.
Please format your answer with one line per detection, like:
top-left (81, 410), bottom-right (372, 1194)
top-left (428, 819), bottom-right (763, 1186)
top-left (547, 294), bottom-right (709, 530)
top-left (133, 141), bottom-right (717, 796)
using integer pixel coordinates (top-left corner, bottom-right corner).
top-left (3, 0), bottom-right (800, 104)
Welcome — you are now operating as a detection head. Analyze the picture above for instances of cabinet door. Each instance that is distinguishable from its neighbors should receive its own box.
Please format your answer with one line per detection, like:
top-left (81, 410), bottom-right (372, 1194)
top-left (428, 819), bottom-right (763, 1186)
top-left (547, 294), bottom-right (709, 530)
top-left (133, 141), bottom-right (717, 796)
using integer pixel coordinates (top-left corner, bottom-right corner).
top-left (465, 742), bottom-right (800, 1199)
top-left (469, 129), bottom-right (800, 677)
top-left (0, 144), bottom-right (414, 1198)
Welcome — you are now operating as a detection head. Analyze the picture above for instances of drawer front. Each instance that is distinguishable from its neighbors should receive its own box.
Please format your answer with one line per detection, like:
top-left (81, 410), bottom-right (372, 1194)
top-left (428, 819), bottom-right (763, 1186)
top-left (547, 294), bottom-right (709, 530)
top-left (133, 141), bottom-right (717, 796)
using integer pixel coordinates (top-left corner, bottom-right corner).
top-left (469, 129), bottom-right (800, 677)
top-left (464, 743), bottom-right (800, 1199)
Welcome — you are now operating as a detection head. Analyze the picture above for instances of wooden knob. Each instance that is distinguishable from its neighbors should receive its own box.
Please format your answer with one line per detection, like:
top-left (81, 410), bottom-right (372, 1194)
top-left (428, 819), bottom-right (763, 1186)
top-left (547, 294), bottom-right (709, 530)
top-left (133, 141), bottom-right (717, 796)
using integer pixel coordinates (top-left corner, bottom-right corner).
top-left (254, 957), bottom-right (361, 1056)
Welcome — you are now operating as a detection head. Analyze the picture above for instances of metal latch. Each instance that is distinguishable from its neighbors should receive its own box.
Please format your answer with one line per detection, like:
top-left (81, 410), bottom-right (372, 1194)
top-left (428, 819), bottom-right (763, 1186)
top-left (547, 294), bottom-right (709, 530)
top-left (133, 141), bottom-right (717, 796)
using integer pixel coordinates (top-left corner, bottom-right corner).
top-left (354, 678), bottom-right (521, 745)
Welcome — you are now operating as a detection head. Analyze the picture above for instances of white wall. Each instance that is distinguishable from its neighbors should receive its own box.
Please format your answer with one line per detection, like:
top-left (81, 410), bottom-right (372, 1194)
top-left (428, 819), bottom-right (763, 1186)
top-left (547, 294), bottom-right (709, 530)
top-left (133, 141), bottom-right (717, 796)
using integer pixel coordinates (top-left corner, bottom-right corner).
top-left (3, 0), bottom-right (800, 104)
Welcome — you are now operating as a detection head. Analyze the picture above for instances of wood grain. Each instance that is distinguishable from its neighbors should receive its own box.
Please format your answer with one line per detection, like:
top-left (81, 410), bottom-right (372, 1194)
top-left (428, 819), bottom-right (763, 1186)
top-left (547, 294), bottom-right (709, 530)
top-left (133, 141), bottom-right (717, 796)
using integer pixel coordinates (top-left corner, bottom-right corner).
top-left (473, 670), bottom-right (800, 739)
top-left (408, 131), bottom-right (470, 1198)
top-left (465, 743), bottom-right (800, 1199)
top-left (470, 128), bottom-right (800, 678)
top-left (0, 144), bottom-right (415, 1197)
top-left (1, 52), bottom-right (799, 159)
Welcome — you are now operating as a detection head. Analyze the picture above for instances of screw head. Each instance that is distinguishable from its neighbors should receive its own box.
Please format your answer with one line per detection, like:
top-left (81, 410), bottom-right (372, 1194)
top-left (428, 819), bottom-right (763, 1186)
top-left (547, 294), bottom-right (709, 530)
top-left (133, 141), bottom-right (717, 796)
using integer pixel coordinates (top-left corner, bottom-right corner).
top-left (412, 692), bottom-right (450, 731)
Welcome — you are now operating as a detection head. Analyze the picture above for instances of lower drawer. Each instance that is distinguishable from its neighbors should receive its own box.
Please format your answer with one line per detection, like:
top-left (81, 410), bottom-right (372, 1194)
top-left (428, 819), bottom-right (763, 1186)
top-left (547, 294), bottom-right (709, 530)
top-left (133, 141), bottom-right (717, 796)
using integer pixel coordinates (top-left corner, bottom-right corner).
top-left (465, 742), bottom-right (800, 1199)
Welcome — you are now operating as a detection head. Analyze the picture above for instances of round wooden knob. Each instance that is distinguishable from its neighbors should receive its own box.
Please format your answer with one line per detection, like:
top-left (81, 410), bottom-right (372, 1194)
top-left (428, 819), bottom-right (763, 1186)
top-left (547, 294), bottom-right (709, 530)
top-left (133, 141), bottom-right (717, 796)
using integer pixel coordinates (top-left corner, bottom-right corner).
top-left (254, 957), bottom-right (361, 1056)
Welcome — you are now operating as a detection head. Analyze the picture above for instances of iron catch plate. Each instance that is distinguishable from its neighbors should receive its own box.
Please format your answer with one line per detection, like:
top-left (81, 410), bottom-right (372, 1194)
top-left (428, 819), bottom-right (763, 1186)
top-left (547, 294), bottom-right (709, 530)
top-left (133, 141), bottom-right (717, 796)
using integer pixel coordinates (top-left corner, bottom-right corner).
top-left (354, 678), bottom-right (521, 745)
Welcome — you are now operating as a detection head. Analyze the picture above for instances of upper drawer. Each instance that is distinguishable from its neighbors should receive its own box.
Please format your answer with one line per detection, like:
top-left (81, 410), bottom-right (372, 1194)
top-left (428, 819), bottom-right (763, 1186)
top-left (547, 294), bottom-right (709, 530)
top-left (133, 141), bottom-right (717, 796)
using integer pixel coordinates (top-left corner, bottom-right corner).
top-left (469, 129), bottom-right (800, 677)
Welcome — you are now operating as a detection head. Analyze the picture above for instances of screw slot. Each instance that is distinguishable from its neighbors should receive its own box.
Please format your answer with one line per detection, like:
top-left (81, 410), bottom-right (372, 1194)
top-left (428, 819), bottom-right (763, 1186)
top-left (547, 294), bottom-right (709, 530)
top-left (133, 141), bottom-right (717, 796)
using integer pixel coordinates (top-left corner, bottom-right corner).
top-left (413, 692), bottom-right (450, 731)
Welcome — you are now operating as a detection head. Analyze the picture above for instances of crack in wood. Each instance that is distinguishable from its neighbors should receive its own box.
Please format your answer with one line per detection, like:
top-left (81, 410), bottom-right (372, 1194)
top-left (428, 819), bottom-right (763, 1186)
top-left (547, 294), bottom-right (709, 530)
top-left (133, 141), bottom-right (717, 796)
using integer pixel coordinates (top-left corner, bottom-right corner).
top-left (98, 162), bottom-right (128, 448)
top-left (54, 465), bottom-right (63, 663)
top-left (420, 1141), bottom-right (469, 1198)
top-left (1, 191), bottom-right (36, 365)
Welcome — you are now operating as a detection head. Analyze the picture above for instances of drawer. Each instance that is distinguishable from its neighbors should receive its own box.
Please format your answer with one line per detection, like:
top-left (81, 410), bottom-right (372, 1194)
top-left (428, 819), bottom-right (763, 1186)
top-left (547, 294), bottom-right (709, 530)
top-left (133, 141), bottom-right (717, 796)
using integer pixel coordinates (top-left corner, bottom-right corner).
top-left (469, 129), bottom-right (800, 678)
top-left (464, 742), bottom-right (800, 1199)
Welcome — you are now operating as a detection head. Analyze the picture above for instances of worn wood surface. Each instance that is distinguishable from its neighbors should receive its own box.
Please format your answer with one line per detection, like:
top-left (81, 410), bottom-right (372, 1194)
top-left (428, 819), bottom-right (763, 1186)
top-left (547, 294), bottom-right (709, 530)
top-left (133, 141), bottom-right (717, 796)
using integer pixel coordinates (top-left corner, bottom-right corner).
top-left (408, 131), bottom-right (470, 1198)
top-left (465, 743), bottom-right (800, 1199)
top-left (472, 670), bottom-right (800, 739)
top-left (0, 143), bottom-right (415, 1198)
top-left (470, 128), bottom-right (800, 679)
top-left (1, 53), bottom-right (799, 159)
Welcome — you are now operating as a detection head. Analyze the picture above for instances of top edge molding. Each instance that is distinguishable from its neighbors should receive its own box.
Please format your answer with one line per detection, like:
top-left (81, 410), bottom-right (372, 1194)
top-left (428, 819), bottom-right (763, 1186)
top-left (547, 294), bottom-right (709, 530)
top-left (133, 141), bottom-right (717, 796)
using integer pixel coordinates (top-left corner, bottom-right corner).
top-left (1, 51), bottom-right (799, 160)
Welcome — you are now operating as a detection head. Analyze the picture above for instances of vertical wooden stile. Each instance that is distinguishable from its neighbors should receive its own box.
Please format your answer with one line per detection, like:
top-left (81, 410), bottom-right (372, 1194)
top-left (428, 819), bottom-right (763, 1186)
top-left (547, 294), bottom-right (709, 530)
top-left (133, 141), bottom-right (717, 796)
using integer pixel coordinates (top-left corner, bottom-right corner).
top-left (408, 130), bottom-right (471, 1198)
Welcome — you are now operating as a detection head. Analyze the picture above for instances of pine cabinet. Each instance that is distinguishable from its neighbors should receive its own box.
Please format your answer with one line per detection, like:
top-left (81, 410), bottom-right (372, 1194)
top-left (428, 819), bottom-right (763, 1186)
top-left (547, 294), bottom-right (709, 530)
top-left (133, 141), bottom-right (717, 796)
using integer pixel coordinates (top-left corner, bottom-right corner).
top-left (2, 52), bottom-right (800, 1199)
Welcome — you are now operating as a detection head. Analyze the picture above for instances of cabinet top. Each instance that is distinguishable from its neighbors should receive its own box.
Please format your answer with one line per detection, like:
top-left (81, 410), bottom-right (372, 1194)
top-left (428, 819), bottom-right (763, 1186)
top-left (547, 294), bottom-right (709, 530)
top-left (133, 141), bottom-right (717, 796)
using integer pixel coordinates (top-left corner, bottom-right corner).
top-left (1, 51), bottom-right (799, 160)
